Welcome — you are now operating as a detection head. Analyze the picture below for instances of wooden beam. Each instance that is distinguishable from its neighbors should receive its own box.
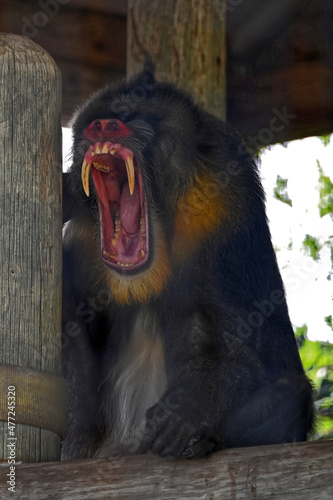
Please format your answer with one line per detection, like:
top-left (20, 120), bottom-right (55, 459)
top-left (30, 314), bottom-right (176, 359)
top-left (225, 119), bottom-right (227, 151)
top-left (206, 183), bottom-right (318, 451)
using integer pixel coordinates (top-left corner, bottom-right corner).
top-left (2, 1), bottom-right (127, 70)
top-left (69, 0), bottom-right (128, 16)
top-left (228, 62), bottom-right (333, 147)
top-left (0, 441), bottom-right (332, 498)
top-left (127, 0), bottom-right (226, 120)
top-left (227, 0), bottom-right (333, 144)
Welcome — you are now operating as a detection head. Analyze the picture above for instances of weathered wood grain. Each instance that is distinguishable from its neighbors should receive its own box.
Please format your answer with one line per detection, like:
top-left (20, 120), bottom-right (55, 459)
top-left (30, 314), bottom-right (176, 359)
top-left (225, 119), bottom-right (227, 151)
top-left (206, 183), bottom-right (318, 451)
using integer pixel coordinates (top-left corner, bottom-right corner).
top-left (0, 33), bottom-right (63, 462)
top-left (127, 0), bottom-right (226, 120)
top-left (0, 440), bottom-right (331, 499)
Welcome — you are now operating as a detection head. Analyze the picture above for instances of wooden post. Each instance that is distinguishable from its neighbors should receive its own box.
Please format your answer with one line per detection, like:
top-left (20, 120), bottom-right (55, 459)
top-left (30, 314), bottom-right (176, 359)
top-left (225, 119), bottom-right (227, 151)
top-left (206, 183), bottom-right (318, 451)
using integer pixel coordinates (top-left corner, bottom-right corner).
top-left (0, 33), bottom-right (67, 462)
top-left (127, 0), bottom-right (227, 120)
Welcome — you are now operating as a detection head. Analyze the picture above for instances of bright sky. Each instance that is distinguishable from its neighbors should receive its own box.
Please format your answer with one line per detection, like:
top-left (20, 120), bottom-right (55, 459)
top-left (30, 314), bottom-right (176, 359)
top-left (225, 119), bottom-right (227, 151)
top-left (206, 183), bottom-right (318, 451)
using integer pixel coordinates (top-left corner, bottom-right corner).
top-left (62, 127), bottom-right (72, 171)
top-left (62, 130), bottom-right (333, 343)
top-left (260, 137), bottom-right (332, 343)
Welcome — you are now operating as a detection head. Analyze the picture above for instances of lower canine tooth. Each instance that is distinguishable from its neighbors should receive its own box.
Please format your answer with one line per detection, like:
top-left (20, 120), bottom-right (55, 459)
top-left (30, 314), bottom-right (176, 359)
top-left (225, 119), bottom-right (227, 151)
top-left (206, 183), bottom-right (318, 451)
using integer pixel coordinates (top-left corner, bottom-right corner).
top-left (125, 156), bottom-right (135, 195)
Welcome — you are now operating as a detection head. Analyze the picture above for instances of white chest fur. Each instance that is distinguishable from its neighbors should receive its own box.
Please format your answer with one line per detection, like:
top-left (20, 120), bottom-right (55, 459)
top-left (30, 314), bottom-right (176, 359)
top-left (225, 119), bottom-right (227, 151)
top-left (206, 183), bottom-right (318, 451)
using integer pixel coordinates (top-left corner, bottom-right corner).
top-left (96, 308), bottom-right (167, 456)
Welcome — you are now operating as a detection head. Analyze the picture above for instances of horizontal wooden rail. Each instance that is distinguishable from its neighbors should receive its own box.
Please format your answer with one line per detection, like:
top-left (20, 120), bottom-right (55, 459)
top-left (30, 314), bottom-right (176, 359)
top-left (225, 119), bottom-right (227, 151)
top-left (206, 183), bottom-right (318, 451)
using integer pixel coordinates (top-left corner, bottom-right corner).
top-left (0, 440), bottom-right (332, 499)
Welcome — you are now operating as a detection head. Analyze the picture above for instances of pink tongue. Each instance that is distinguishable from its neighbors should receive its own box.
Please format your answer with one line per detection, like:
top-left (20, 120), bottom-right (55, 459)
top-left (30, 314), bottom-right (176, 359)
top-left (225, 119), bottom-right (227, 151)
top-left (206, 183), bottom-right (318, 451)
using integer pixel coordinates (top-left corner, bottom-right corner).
top-left (120, 182), bottom-right (141, 234)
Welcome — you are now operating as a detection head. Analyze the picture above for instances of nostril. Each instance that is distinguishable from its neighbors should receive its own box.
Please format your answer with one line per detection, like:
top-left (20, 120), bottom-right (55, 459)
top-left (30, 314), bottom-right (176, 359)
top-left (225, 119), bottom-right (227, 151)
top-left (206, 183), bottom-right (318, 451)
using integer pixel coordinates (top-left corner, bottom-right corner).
top-left (92, 120), bottom-right (102, 131)
top-left (84, 118), bottom-right (132, 140)
top-left (106, 120), bottom-right (120, 131)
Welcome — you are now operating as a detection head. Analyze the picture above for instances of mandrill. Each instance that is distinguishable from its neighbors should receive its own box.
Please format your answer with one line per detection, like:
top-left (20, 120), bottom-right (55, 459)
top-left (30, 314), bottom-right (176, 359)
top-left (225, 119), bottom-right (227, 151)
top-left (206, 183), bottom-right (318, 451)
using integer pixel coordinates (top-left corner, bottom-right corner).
top-left (61, 64), bottom-right (314, 460)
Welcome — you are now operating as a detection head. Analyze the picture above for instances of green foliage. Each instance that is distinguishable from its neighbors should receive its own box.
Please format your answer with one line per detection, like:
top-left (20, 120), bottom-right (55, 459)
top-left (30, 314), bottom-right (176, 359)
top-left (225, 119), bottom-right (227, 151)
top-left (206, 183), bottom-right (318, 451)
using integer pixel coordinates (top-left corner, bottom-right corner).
top-left (296, 326), bottom-right (333, 439)
top-left (296, 324), bottom-right (308, 344)
top-left (302, 234), bottom-right (322, 260)
top-left (317, 160), bottom-right (333, 218)
top-left (273, 175), bottom-right (292, 206)
top-left (325, 315), bottom-right (333, 330)
top-left (319, 135), bottom-right (331, 147)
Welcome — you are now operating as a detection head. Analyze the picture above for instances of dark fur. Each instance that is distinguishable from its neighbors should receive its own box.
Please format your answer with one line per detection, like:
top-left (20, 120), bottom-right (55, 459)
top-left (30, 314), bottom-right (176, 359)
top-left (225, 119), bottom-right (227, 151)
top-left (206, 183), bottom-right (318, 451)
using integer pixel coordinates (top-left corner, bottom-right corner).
top-left (61, 67), bottom-right (314, 459)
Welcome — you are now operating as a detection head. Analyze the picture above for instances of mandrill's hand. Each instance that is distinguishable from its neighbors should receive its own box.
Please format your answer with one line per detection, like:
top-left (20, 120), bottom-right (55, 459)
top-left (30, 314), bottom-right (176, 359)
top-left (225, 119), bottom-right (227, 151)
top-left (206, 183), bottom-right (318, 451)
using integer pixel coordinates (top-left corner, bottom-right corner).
top-left (141, 392), bottom-right (221, 458)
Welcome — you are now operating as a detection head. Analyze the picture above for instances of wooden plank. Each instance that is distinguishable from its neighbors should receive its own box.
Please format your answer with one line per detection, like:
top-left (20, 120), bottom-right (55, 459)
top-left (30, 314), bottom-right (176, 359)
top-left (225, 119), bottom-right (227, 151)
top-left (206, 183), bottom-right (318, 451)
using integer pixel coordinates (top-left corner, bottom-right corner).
top-left (0, 441), bottom-right (331, 499)
top-left (0, 33), bottom-right (63, 461)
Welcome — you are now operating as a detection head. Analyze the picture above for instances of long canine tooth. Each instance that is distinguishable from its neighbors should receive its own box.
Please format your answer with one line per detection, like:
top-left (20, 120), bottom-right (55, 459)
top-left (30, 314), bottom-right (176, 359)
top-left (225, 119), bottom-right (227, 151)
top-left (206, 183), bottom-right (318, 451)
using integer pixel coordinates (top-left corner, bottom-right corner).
top-left (125, 155), bottom-right (135, 195)
top-left (81, 159), bottom-right (92, 197)
top-left (102, 144), bottom-right (109, 153)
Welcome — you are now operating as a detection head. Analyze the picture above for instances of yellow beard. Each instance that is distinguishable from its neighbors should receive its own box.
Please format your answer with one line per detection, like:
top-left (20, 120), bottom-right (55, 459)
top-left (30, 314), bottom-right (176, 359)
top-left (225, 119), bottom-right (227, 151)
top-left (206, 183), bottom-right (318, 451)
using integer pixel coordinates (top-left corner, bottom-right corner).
top-left (104, 218), bottom-right (172, 305)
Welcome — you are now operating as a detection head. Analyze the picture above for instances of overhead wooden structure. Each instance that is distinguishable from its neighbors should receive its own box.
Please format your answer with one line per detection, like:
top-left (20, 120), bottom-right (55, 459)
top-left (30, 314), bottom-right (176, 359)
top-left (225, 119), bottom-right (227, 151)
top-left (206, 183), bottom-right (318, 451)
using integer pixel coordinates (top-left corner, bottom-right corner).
top-left (1, 0), bottom-right (333, 144)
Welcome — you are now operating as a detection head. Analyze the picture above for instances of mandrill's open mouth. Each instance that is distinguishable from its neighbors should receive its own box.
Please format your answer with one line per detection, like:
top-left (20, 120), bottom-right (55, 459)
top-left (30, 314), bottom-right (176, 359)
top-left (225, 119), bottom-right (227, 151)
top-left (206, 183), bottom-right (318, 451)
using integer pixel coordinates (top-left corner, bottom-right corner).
top-left (81, 142), bottom-right (148, 272)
